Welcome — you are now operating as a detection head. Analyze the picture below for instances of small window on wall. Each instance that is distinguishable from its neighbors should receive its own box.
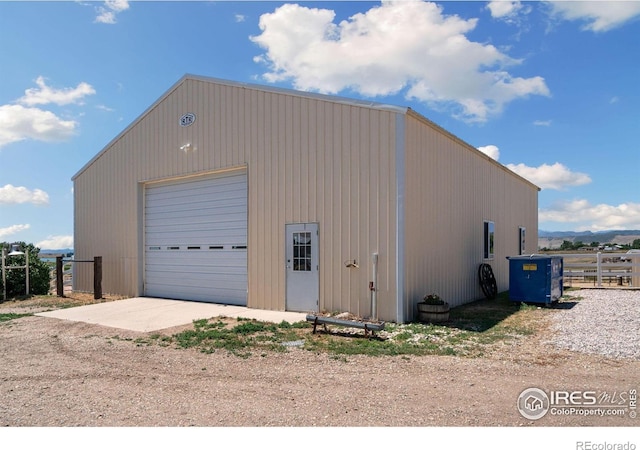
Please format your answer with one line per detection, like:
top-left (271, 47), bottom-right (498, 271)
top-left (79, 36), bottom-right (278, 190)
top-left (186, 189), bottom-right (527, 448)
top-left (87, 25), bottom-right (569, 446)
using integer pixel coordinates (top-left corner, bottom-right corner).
top-left (519, 227), bottom-right (526, 255)
top-left (484, 221), bottom-right (495, 260)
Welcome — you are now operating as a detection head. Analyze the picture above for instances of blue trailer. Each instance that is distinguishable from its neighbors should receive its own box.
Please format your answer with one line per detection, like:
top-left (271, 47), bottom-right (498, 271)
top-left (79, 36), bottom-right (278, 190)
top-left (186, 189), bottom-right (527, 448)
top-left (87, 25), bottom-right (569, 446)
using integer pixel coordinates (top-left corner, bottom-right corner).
top-left (507, 255), bottom-right (563, 305)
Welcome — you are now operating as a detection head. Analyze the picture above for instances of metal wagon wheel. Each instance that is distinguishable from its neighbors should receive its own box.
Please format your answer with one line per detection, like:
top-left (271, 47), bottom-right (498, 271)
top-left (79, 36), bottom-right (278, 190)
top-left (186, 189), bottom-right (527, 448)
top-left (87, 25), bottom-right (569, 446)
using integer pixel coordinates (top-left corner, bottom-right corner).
top-left (478, 263), bottom-right (498, 300)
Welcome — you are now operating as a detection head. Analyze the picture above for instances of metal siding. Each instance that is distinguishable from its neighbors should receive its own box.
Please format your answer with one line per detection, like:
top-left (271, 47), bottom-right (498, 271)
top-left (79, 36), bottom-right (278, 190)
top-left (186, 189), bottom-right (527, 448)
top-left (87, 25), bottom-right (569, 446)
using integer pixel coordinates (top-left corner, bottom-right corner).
top-left (403, 113), bottom-right (538, 318)
top-left (74, 77), bottom-right (399, 319)
top-left (395, 114), bottom-right (406, 324)
top-left (74, 77), bottom-right (538, 323)
top-left (249, 94), bottom-right (398, 319)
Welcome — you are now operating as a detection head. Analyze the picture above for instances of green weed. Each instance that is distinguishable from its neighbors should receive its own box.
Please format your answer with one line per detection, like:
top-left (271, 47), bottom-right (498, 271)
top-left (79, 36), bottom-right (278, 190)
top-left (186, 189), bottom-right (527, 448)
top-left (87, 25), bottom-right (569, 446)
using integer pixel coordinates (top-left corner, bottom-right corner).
top-left (0, 312), bottom-right (32, 322)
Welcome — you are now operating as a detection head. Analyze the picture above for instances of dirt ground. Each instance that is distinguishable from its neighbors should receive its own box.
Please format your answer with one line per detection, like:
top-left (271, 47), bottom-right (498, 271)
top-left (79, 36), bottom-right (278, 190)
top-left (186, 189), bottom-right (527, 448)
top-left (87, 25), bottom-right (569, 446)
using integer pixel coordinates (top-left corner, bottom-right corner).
top-left (0, 294), bottom-right (639, 430)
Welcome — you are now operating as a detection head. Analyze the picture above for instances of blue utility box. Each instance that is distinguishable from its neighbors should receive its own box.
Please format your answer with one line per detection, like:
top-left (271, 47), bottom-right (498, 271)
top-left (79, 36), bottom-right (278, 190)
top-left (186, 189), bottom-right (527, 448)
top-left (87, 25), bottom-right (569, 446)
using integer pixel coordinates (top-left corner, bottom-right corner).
top-left (507, 255), bottom-right (563, 305)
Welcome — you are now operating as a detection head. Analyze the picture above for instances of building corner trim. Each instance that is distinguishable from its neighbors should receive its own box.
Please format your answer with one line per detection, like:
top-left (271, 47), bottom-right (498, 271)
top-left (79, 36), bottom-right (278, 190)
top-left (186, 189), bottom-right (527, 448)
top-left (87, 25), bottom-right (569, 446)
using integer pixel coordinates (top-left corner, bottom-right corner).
top-left (395, 113), bottom-right (406, 324)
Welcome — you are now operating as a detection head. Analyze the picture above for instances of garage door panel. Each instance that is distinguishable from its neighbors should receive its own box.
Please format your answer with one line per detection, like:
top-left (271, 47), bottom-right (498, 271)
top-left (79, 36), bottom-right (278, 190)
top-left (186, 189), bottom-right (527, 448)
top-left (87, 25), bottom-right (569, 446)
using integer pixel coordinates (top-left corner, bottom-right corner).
top-left (147, 185), bottom-right (245, 207)
top-left (146, 197), bottom-right (246, 216)
top-left (146, 205), bottom-right (246, 223)
top-left (144, 284), bottom-right (247, 304)
top-left (144, 171), bottom-right (248, 305)
top-left (147, 261), bottom-right (247, 274)
top-left (146, 225), bottom-right (247, 238)
top-left (147, 221), bottom-right (246, 237)
top-left (148, 176), bottom-right (245, 195)
top-left (145, 233), bottom-right (247, 246)
top-left (145, 258), bottom-right (247, 271)
top-left (146, 232), bottom-right (247, 243)
top-left (146, 228), bottom-right (247, 239)
top-left (149, 270), bottom-right (247, 284)
top-left (147, 190), bottom-right (246, 207)
top-left (146, 250), bottom-right (247, 263)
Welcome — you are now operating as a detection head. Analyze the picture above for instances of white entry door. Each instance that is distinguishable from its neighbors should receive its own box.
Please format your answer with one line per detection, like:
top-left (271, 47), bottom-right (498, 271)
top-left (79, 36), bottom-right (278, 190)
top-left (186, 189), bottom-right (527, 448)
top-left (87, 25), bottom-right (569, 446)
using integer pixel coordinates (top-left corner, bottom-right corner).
top-left (285, 223), bottom-right (319, 312)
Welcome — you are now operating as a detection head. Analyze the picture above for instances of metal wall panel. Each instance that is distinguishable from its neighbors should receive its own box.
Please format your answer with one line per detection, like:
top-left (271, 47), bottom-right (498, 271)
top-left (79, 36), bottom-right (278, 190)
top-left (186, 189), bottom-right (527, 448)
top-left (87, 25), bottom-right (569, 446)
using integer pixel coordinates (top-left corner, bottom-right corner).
top-left (402, 111), bottom-right (539, 319)
top-left (74, 76), bottom-right (538, 322)
top-left (246, 90), bottom-right (399, 320)
top-left (74, 77), bottom-right (399, 321)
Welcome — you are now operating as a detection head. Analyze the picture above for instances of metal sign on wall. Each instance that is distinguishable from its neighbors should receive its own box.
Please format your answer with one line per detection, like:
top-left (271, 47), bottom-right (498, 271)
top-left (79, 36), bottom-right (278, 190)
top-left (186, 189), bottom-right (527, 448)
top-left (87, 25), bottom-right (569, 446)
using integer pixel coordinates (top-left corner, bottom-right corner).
top-left (179, 112), bottom-right (196, 127)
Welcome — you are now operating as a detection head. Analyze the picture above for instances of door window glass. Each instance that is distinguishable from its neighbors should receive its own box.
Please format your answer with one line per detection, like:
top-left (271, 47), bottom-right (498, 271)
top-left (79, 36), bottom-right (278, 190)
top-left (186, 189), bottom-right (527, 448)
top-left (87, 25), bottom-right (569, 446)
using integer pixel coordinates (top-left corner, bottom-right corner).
top-left (293, 232), bottom-right (312, 271)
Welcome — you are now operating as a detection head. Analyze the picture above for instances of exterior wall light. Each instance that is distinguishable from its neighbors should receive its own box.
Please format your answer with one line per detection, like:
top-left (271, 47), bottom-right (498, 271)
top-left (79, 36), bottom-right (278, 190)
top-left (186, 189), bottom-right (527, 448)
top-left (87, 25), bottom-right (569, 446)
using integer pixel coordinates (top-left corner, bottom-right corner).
top-left (1, 243), bottom-right (30, 301)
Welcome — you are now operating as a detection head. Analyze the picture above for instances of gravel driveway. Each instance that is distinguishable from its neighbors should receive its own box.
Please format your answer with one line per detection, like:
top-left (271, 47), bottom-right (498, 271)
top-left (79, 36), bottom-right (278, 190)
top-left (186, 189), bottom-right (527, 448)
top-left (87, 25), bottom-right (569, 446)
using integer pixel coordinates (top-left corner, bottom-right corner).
top-left (550, 289), bottom-right (640, 360)
top-left (1, 289), bottom-right (639, 429)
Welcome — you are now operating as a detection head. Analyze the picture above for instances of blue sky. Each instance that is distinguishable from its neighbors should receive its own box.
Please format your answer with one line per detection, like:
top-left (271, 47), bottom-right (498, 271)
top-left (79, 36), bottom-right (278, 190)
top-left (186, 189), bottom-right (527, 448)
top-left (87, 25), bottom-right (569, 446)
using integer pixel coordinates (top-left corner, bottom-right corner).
top-left (1, 0), bottom-right (639, 250)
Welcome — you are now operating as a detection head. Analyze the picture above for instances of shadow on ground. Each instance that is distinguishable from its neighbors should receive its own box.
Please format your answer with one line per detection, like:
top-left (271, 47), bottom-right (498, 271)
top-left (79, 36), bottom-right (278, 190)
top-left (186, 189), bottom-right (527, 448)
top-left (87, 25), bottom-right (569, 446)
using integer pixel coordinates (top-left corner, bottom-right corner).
top-left (444, 292), bottom-right (520, 332)
top-left (441, 291), bottom-right (577, 332)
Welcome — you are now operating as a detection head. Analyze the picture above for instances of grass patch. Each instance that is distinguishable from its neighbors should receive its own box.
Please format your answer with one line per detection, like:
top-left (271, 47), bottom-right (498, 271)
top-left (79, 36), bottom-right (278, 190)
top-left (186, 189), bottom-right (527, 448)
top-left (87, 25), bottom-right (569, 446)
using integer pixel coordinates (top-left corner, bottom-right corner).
top-left (148, 290), bottom-right (552, 359)
top-left (166, 317), bottom-right (304, 357)
top-left (0, 312), bottom-right (32, 322)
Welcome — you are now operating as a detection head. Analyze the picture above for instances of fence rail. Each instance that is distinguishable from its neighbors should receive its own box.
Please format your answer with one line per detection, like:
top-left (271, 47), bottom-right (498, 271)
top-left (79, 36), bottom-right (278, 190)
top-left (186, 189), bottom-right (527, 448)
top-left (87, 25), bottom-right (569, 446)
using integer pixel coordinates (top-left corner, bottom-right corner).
top-left (545, 252), bottom-right (640, 288)
top-left (51, 256), bottom-right (102, 299)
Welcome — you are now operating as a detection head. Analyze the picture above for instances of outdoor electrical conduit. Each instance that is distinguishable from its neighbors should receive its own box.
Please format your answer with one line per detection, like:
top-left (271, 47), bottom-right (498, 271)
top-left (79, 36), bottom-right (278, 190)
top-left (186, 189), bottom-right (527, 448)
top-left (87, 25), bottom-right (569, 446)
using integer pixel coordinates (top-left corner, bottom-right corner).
top-left (371, 252), bottom-right (378, 321)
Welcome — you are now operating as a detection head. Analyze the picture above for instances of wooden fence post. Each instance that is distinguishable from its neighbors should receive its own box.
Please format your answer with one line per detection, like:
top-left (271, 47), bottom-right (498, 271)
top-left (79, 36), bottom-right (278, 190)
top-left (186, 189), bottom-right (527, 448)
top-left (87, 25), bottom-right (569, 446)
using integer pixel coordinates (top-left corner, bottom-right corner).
top-left (93, 256), bottom-right (102, 300)
top-left (56, 256), bottom-right (65, 298)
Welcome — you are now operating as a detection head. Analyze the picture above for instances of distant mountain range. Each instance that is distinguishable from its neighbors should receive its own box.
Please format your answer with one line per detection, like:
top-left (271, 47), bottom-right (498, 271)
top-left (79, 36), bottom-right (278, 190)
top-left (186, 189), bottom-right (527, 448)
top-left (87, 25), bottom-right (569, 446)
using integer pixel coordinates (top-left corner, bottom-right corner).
top-left (539, 230), bottom-right (640, 238)
top-left (539, 230), bottom-right (640, 249)
top-left (39, 248), bottom-right (74, 255)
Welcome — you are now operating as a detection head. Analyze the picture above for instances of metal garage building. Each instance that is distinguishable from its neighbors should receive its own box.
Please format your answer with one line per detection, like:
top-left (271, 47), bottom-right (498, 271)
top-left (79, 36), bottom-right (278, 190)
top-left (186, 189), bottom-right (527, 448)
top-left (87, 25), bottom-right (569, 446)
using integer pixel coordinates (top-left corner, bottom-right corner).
top-left (72, 74), bottom-right (539, 323)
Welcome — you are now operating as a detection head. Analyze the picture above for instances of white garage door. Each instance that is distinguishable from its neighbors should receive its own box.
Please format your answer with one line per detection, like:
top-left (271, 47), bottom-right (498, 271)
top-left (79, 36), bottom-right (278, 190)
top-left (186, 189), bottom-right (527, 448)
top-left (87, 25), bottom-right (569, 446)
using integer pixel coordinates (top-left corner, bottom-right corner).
top-left (144, 170), bottom-right (247, 305)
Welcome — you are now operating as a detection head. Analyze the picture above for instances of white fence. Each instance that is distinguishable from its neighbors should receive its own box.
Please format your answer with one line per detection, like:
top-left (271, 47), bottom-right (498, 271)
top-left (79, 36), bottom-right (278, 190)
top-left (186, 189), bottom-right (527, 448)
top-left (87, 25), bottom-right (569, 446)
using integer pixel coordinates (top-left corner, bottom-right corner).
top-left (49, 259), bottom-right (73, 294)
top-left (547, 252), bottom-right (640, 288)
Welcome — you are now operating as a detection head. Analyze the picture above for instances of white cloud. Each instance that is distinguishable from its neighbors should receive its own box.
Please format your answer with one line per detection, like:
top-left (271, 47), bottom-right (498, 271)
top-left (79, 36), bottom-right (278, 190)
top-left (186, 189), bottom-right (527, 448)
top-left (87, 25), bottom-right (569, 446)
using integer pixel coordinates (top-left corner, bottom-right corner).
top-left (533, 120), bottom-right (551, 126)
top-left (107, 0), bottom-right (129, 12)
top-left (546, 1), bottom-right (640, 32)
top-left (235, 14), bottom-right (246, 23)
top-left (0, 104), bottom-right (77, 148)
top-left (477, 145), bottom-right (500, 160)
top-left (0, 77), bottom-right (92, 148)
top-left (540, 200), bottom-right (640, 231)
top-left (251, 1), bottom-right (550, 123)
top-left (96, 104), bottom-right (115, 112)
top-left (95, 10), bottom-right (117, 24)
top-left (0, 224), bottom-right (30, 240)
top-left (18, 76), bottom-right (95, 107)
top-left (487, 1), bottom-right (521, 19)
top-left (505, 162), bottom-right (592, 190)
top-left (36, 235), bottom-right (74, 250)
top-left (95, 0), bottom-right (130, 24)
top-left (0, 185), bottom-right (49, 205)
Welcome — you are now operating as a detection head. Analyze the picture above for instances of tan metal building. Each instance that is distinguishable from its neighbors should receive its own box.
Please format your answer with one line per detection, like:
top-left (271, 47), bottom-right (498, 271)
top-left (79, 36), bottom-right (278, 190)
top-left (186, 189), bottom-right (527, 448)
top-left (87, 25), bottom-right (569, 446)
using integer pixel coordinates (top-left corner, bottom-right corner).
top-left (73, 74), bottom-right (539, 323)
